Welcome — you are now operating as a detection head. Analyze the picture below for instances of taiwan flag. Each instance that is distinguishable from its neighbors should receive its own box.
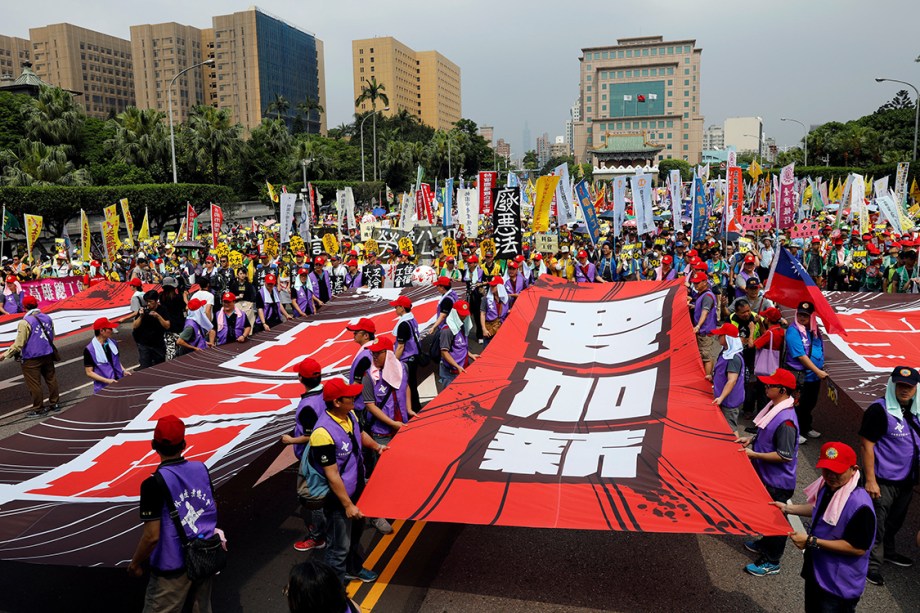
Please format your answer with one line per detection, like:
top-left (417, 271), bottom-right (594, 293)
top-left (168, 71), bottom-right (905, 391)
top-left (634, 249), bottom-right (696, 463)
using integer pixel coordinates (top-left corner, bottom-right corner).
top-left (637, 94), bottom-right (646, 102)
top-left (765, 247), bottom-right (846, 335)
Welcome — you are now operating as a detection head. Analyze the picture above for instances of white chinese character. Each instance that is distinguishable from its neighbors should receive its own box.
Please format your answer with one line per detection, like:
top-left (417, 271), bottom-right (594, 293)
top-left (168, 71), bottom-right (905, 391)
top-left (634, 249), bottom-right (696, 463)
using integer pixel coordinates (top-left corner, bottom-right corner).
top-left (53, 282), bottom-right (68, 300)
top-left (506, 366), bottom-right (657, 422)
top-left (562, 429), bottom-right (646, 478)
top-left (537, 290), bottom-right (670, 365)
top-left (480, 425), bottom-right (566, 475)
top-left (41, 284), bottom-right (55, 302)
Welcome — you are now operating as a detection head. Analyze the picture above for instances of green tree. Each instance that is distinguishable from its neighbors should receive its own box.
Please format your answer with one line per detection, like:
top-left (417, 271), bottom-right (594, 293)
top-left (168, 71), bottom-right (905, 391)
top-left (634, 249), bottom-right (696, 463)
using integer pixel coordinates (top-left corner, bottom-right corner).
top-left (0, 141), bottom-right (91, 186)
top-left (0, 91), bottom-right (28, 152)
top-left (239, 118), bottom-right (295, 197)
top-left (658, 158), bottom-right (692, 181)
top-left (355, 77), bottom-right (389, 180)
top-left (379, 140), bottom-right (414, 190)
top-left (24, 86), bottom-right (84, 151)
top-left (451, 118), bottom-right (494, 177)
top-left (522, 150), bottom-right (539, 170)
top-left (180, 105), bottom-right (243, 185)
top-left (265, 94), bottom-right (290, 122)
top-left (105, 107), bottom-right (170, 181)
top-left (295, 97), bottom-right (324, 134)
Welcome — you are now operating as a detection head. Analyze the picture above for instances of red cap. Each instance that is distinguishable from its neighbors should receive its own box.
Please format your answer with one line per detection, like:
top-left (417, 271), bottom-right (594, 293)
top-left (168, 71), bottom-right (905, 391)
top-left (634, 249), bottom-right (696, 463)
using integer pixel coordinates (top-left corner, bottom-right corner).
top-left (758, 367), bottom-right (797, 389)
top-left (833, 238), bottom-right (844, 245)
top-left (389, 295), bottom-right (412, 309)
top-left (862, 233), bottom-right (872, 240)
top-left (454, 300), bottom-right (471, 318)
top-left (687, 249), bottom-right (699, 257)
top-left (433, 276), bottom-right (452, 288)
top-left (205, 256), bottom-right (216, 263)
top-left (221, 292), bottom-right (236, 302)
top-left (692, 261), bottom-right (708, 271)
top-left (153, 415), bottom-right (185, 446)
top-left (348, 249), bottom-right (358, 256)
top-left (744, 254), bottom-right (756, 264)
top-left (297, 268), bottom-right (310, 276)
top-left (400, 250), bottom-right (411, 256)
top-left (467, 255), bottom-right (479, 264)
top-left (322, 378), bottom-right (364, 402)
top-left (508, 261), bottom-right (520, 269)
top-left (577, 250), bottom-right (588, 259)
top-left (710, 323), bottom-right (739, 337)
top-left (662, 255), bottom-right (673, 265)
top-left (760, 307), bottom-right (783, 323)
top-left (264, 274), bottom-right (277, 285)
top-left (347, 259), bottom-right (359, 267)
top-left (155, 258), bottom-right (163, 264)
top-left (90, 260), bottom-right (101, 267)
top-left (315, 256), bottom-right (326, 267)
top-left (93, 317), bottom-right (115, 331)
top-left (296, 251), bottom-right (306, 257)
top-left (690, 271), bottom-right (708, 284)
top-left (446, 256), bottom-right (455, 263)
top-left (187, 298), bottom-right (204, 311)
top-left (129, 278), bottom-right (143, 287)
top-left (5, 275), bottom-right (17, 284)
top-left (816, 442), bottom-right (858, 474)
top-left (367, 337), bottom-right (394, 353)
top-left (294, 357), bottom-right (322, 379)
top-left (811, 237), bottom-right (821, 244)
top-left (533, 253), bottom-right (543, 261)
top-left (489, 276), bottom-right (504, 287)
top-left (22, 295), bottom-right (38, 309)
top-left (345, 317), bottom-right (376, 334)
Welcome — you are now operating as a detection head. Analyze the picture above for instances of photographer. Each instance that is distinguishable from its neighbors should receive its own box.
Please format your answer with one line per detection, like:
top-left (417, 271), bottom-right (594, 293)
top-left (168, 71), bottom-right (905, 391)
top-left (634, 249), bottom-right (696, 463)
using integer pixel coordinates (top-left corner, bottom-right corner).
top-left (133, 290), bottom-right (170, 369)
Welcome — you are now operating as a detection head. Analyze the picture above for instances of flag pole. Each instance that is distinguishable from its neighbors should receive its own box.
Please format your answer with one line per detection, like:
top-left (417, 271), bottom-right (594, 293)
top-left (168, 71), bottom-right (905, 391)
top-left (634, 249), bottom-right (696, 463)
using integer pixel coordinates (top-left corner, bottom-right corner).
top-left (0, 203), bottom-right (5, 260)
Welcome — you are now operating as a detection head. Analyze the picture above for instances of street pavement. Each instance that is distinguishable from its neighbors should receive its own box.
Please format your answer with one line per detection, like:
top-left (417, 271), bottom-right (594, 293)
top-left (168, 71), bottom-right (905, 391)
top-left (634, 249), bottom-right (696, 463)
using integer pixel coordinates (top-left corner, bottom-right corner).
top-left (0, 327), bottom-right (917, 612)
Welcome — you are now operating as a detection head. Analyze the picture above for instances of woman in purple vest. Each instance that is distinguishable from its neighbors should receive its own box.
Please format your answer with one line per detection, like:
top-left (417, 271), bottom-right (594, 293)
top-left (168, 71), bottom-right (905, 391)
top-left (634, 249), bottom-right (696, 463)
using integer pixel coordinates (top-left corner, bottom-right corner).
top-left (391, 295), bottom-right (422, 415)
top-left (176, 298), bottom-right (215, 356)
top-left (573, 249), bottom-right (604, 283)
top-left (344, 259), bottom-right (363, 290)
top-left (361, 337), bottom-right (412, 448)
top-left (504, 261), bottom-right (529, 309)
top-left (214, 292), bottom-right (251, 345)
top-left (778, 442), bottom-right (876, 612)
top-left (481, 276), bottom-right (508, 346)
top-left (710, 323), bottom-right (745, 433)
top-left (291, 268), bottom-right (319, 318)
top-left (736, 367), bottom-right (799, 577)
top-left (84, 317), bottom-right (129, 393)
top-left (256, 274), bottom-right (291, 331)
top-left (1, 275), bottom-right (24, 315)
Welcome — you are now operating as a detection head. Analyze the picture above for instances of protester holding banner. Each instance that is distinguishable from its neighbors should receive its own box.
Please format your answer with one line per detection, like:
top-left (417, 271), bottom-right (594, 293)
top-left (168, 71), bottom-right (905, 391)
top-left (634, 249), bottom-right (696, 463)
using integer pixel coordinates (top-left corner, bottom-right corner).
top-left (504, 261), bottom-right (529, 308)
top-left (689, 271), bottom-right (718, 379)
top-left (710, 323), bottom-right (745, 433)
top-left (438, 300), bottom-right (476, 390)
top-left (176, 298), bottom-right (215, 356)
top-left (214, 292), bottom-right (251, 345)
top-left (256, 274), bottom-right (291, 332)
top-left (292, 269), bottom-right (317, 318)
top-left (84, 317), bottom-right (129, 393)
top-left (0, 294), bottom-right (60, 416)
top-left (1, 275), bottom-right (24, 315)
top-left (428, 277), bottom-right (458, 334)
top-left (784, 301), bottom-right (828, 444)
top-left (390, 296), bottom-right (421, 414)
top-left (361, 337), bottom-right (411, 452)
top-left (481, 277), bottom-right (508, 345)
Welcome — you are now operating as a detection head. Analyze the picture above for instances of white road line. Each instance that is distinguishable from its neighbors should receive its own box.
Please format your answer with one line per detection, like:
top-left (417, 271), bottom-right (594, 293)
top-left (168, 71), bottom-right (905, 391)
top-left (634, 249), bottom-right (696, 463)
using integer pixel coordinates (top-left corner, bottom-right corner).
top-left (0, 364), bottom-right (138, 419)
top-left (0, 355), bottom-right (88, 391)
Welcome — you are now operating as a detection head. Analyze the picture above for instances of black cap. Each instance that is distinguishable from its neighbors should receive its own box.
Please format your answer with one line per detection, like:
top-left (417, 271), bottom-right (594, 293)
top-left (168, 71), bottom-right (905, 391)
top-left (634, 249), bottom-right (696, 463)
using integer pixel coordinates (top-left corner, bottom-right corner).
top-left (797, 301), bottom-right (815, 315)
top-left (891, 366), bottom-right (920, 386)
top-left (143, 289), bottom-right (160, 301)
top-left (745, 277), bottom-right (762, 288)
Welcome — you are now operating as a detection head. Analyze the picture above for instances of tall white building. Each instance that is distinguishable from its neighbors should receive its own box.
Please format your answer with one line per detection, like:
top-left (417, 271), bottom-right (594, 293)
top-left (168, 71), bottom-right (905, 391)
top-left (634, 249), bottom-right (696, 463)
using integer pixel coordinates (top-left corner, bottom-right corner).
top-left (703, 124), bottom-right (724, 150)
top-left (723, 116), bottom-right (763, 154)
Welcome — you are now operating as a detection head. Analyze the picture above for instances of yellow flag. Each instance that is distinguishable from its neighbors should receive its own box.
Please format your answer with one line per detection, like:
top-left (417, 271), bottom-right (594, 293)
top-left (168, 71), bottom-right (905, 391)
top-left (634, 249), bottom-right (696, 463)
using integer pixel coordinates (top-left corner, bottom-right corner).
top-left (137, 207), bottom-right (150, 241)
top-left (80, 209), bottom-right (91, 261)
top-left (24, 214), bottom-right (42, 262)
top-left (101, 219), bottom-right (117, 264)
top-left (266, 181), bottom-right (279, 204)
top-left (864, 176), bottom-right (873, 198)
top-left (120, 198), bottom-right (135, 245)
top-left (747, 159), bottom-right (762, 181)
top-left (910, 178), bottom-right (920, 203)
top-left (103, 203), bottom-right (117, 222)
top-left (533, 175), bottom-right (561, 233)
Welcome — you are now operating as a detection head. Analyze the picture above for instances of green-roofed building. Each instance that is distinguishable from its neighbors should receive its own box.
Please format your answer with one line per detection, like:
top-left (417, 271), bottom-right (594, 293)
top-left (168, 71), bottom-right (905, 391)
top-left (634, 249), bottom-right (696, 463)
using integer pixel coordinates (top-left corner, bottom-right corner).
top-left (590, 131), bottom-right (664, 179)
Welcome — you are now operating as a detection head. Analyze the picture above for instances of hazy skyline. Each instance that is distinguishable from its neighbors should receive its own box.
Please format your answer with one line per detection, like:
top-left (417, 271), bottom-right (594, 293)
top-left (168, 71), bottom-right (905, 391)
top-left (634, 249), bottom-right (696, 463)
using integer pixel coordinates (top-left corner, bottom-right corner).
top-left (4, 0), bottom-right (917, 161)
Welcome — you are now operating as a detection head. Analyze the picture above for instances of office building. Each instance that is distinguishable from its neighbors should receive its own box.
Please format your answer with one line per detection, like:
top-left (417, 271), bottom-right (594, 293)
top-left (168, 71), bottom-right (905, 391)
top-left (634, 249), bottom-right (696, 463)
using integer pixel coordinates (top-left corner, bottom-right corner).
top-left (536, 132), bottom-right (551, 168)
top-left (703, 124), bottom-right (724, 150)
top-left (550, 136), bottom-right (568, 159)
top-left (478, 125), bottom-right (494, 147)
top-left (723, 116), bottom-right (762, 154)
top-left (29, 23), bottom-right (134, 118)
top-left (352, 36), bottom-right (461, 130)
top-left (573, 35), bottom-right (704, 166)
top-left (496, 137), bottom-right (511, 161)
top-left (0, 35), bottom-right (31, 79)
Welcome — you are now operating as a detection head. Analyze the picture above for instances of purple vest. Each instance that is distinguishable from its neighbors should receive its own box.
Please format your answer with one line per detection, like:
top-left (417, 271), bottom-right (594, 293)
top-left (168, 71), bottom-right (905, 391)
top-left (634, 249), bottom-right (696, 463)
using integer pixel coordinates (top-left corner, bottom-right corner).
top-left (735, 270), bottom-right (755, 298)
top-left (713, 354), bottom-right (745, 408)
top-left (215, 309), bottom-right (247, 345)
top-left (3, 291), bottom-right (23, 314)
top-left (86, 339), bottom-right (125, 394)
top-left (21, 313), bottom-right (54, 360)
top-left (345, 271), bottom-right (363, 289)
top-left (574, 262), bottom-right (598, 283)
top-left (311, 270), bottom-right (333, 300)
top-left (149, 461), bottom-right (218, 572)
top-left (349, 347), bottom-right (373, 412)
top-left (294, 284), bottom-right (314, 316)
top-left (693, 290), bottom-right (718, 334)
top-left (259, 287), bottom-right (281, 322)
top-left (809, 486), bottom-right (875, 600)
top-left (293, 390), bottom-right (325, 459)
top-left (484, 292), bottom-right (505, 322)
top-left (751, 406), bottom-right (799, 490)
top-left (397, 318), bottom-right (420, 363)
top-left (183, 318), bottom-right (208, 349)
top-left (440, 323), bottom-right (469, 373)
top-left (309, 411), bottom-right (363, 498)
top-left (661, 267), bottom-right (677, 281)
top-left (504, 275), bottom-right (527, 308)
top-left (784, 325), bottom-right (811, 371)
top-left (870, 397), bottom-right (920, 482)
top-left (366, 363), bottom-right (408, 437)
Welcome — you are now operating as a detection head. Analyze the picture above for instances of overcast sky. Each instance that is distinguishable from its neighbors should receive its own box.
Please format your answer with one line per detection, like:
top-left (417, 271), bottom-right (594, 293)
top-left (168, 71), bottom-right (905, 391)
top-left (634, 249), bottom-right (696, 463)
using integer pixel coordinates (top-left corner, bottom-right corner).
top-left (5, 0), bottom-right (918, 159)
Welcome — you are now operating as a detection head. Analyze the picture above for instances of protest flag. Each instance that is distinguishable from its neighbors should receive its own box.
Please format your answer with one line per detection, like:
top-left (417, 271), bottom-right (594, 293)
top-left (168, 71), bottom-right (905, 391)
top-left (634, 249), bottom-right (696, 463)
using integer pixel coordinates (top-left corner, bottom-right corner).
top-left (765, 247), bottom-right (846, 335)
top-left (266, 181), bottom-right (279, 203)
top-left (137, 208), bottom-right (150, 241)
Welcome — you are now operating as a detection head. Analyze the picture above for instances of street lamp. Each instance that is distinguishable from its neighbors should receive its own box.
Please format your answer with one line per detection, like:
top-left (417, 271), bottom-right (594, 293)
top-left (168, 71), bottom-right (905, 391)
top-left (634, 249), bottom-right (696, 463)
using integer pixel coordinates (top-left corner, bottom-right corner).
top-left (168, 58), bottom-right (215, 184)
top-left (300, 157), bottom-right (313, 190)
top-left (360, 107), bottom-right (389, 182)
top-left (780, 117), bottom-right (808, 166)
top-left (875, 78), bottom-right (919, 161)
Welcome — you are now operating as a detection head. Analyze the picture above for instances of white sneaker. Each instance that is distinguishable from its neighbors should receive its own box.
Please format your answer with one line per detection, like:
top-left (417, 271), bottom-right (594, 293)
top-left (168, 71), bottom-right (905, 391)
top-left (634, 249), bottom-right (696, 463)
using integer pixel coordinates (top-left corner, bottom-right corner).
top-left (806, 430), bottom-right (821, 439)
top-left (370, 517), bottom-right (393, 535)
top-left (797, 435), bottom-right (807, 445)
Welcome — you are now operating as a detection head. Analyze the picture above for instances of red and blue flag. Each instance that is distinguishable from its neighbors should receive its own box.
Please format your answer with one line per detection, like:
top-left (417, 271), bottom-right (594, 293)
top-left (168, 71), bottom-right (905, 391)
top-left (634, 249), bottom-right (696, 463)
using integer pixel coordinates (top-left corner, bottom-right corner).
top-left (765, 247), bottom-right (846, 335)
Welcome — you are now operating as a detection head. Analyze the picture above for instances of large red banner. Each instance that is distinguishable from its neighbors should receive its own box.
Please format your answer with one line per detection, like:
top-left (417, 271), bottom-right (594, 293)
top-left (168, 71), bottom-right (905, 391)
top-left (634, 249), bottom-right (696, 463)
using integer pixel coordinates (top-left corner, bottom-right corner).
top-left (478, 171), bottom-right (497, 215)
top-left (0, 287), bottom-right (441, 566)
top-left (361, 278), bottom-right (790, 536)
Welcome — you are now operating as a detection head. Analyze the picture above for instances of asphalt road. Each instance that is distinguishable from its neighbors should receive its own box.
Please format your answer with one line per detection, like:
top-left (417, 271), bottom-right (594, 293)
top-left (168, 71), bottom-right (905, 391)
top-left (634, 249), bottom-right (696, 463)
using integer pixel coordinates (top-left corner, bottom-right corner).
top-left (0, 329), bottom-right (917, 612)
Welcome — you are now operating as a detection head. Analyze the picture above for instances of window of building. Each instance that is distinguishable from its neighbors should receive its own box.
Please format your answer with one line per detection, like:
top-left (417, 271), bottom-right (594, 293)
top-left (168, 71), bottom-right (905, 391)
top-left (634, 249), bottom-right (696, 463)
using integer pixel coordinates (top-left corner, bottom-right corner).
top-left (683, 133), bottom-right (688, 139)
top-left (617, 50), bottom-right (624, 58)
top-left (641, 121), bottom-right (647, 128)
top-left (667, 46), bottom-right (674, 54)
top-left (667, 121), bottom-right (674, 127)
top-left (657, 120), bottom-right (664, 127)
top-left (587, 85), bottom-right (592, 91)
top-left (626, 50), bottom-right (632, 57)
top-left (683, 145), bottom-right (689, 151)
top-left (587, 106), bottom-right (592, 113)
top-left (602, 105), bottom-right (607, 111)
top-left (625, 70), bottom-right (631, 78)
top-left (586, 96), bottom-right (592, 102)
top-left (616, 122), bottom-right (623, 129)
top-left (651, 48), bottom-right (658, 56)
top-left (642, 69), bottom-right (649, 76)
top-left (643, 48), bottom-right (649, 56)
top-left (602, 94), bottom-right (607, 100)
top-left (683, 123), bottom-right (689, 129)
top-left (650, 68), bottom-right (657, 76)
top-left (586, 75), bottom-right (592, 81)
top-left (617, 70), bottom-right (623, 78)
top-left (602, 51), bottom-right (608, 59)
top-left (667, 101), bottom-right (672, 108)
top-left (667, 132), bottom-right (672, 138)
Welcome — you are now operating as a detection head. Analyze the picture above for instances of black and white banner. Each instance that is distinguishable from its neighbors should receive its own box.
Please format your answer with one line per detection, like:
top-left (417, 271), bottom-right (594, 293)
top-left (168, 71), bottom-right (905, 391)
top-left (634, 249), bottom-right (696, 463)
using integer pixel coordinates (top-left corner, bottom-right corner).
top-left (492, 187), bottom-right (522, 259)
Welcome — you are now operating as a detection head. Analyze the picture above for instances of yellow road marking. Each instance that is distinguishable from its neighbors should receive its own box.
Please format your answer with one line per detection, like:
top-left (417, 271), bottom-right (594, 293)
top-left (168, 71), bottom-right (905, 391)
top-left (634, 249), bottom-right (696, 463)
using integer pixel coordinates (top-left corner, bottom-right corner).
top-left (359, 520), bottom-right (427, 611)
top-left (346, 519), bottom-right (404, 598)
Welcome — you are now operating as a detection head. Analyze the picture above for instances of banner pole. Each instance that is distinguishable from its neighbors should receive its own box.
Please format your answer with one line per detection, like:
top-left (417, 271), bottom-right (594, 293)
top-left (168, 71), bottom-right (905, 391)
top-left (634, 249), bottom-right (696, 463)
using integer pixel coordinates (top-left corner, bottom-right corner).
top-left (0, 203), bottom-right (5, 260)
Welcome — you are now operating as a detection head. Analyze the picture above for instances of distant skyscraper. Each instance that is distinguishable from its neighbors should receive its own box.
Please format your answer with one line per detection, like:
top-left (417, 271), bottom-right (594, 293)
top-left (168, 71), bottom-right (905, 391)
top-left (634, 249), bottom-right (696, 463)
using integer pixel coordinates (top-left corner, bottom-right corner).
top-left (495, 138), bottom-right (511, 161)
top-left (479, 125), bottom-right (494, 147)
top-left (536, 132), bottom-right (551, 167)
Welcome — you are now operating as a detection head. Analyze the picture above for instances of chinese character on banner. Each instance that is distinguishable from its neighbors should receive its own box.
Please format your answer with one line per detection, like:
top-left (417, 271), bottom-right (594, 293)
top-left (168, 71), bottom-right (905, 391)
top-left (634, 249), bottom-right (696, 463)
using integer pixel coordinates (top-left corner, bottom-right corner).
top-left (491, 187), bottom-right (522, 259)
top-left (478, 171), bottom-right (497, 215)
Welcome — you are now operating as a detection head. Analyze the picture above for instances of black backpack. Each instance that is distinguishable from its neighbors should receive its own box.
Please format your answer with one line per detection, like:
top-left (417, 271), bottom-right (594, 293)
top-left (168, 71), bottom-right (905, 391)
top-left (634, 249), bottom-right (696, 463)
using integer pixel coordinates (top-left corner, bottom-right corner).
top-left (423, 326), bottom-right (453, 365)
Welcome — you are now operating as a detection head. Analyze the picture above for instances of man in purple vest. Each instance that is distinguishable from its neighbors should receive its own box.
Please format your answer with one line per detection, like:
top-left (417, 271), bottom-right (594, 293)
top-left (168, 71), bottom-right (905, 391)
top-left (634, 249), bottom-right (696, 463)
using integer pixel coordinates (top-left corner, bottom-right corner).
top-left (734, 253), bottom-right (759, 299)
top-left (1, 274), bottom-right (24, 315)
top-left (573, 249), bottom-right (604, 283)
top-left (84, 317), bottom-right (130, 393)
top-left (281, 358), bottom-right (327, 553)
top-left (391, 295), bottom-right (422, 415)
top-left (737, 367), bottom-right (799, 577)
top-left (858, 366), bottom-right (920, 586)
top-left (361, 337), bottom-right (411, 450)
top-left (128, 415), bottom-right (222, 611)
top-left (689, 271), bottom-right (719, 379)
top-left (437, 300), bottom-right (479, 390)
top-left (710, 323), bottom-right (745, 433)
top-left (0, 294), bottom-right (60, 416)
top-left (214, 292), bottom-right (251, 345)
top-left (310, 378), bottom-right (386, 585)
top-left (779, 442), bottom-right (875, 612)
top-left (504, 261), bottom-right (529, 309)
top-left (428, 276), bottom-right (458, 334)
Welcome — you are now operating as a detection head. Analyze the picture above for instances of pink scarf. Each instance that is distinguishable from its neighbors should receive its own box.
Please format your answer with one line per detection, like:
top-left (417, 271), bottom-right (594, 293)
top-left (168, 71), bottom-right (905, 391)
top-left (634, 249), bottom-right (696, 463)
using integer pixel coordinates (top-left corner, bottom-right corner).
top-left (216, 307), bottom-right (243, 332)
top-left (753, 396), bottom-right (795, 430)
top-left (804, 469), bottom-right (860, 526)
top-left (369, 350), bottom-right (404, 389)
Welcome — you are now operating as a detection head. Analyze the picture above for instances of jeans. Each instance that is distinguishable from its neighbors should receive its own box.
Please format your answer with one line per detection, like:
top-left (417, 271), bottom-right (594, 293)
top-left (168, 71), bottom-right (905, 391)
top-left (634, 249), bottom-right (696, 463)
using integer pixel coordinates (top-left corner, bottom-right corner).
top-left (720, 405), bottom-right (741, 433)
top-left (299, 505), bottom-right (326, 541)
top-left (318, 505), bottom-right (367, 584)
top-left (868, 482), bottom-right (914, 572)
top-left (438, 362), bottom-right (458, 390)
top-left (138, 344), bottom-right (166, 370)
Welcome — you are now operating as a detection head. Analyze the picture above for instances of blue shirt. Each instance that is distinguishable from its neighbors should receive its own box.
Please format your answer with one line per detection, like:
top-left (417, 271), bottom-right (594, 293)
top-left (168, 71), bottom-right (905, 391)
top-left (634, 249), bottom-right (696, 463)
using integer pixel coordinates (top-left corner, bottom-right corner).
top-left (785, 326), bottom-right (824, 382)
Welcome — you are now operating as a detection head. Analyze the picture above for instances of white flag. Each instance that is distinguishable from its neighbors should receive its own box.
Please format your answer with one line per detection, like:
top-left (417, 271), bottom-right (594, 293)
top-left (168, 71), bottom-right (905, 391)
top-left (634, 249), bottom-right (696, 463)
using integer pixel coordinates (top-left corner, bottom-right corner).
top-left (553, 163), bottom-right (576, 226)
top-left (623, 95), bottom-right (633, 101)
top-left (457, 188), bottom-right (480, 239)
top-left (399, 191), bottom-right (416, 232)
top-left (647, 93), bottom-right (658, 100)
top-left (669, 169), bottom-right (683, 228)
top-left (630, 173), bottom-right (655, 236)
top-left (344, 187), bottom-right (356, 230)
top-left (612, 176), bottom-right (628, 236)
top-left (298, 194), bottom-right (311, 242)
top-left (279, 192), bottom-right (297, 244)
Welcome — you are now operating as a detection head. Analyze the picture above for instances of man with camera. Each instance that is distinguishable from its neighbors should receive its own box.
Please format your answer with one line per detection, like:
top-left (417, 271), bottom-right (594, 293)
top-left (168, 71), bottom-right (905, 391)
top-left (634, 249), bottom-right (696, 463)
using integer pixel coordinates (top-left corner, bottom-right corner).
top-left (133, 290), bottom-right (170, 369)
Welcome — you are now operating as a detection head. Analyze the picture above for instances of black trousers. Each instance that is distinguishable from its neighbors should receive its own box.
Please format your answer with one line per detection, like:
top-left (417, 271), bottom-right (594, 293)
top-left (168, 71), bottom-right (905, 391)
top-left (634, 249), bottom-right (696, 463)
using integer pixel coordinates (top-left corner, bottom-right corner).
top-left (796, 380), bottom-right (821, 434)
top-left (758, 485), bottom-right (795, 564)
top-left (804, 577), bottom-right (859, 613)
top-left (406, 358), bottom-right (421, 414)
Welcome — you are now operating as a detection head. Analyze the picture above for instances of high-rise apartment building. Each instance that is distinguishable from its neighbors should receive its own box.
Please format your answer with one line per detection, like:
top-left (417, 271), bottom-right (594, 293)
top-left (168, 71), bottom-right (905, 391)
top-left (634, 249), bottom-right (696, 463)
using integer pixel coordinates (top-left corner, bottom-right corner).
top-left (703, 124), bottom-right (724, 150)
top-left (496, 138), bottom-right (511, 161)
top-left (536, 132), bottom-right (551, 168)
top-left (0, 35), bottom-right (31, 79)
top-left (573, 36), bottom-right (703, 165)
top-left (210, 8), bottom-right (325, 134)
top-left (352, 37), bottom-right (461, 130)
top-left (723, 116), bottom-right (763, 154)
top-left (29, 23), bottom-right (134, 118)
top-left (478, 125), bottom-right (494, 147)
top-left (130, 23), bottom-right (207, 125)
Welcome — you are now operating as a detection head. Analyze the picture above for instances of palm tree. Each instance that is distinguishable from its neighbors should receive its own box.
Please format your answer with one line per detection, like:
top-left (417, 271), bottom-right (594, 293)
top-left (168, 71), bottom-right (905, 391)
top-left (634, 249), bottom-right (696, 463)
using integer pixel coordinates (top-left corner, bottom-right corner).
top-left (106, 107), bottom-right (170, 179)
top-left (0, 141), bottom-right (91, 186)
top-left (379, 140), bottom-right (413, 186)
top-left (355, 77), bottom-right (389, 180)
top-left (183, 106), bottom-right (243, 185)
top-left (266, 94), bottom-right (290, 122)
top-left (24, 86), bottom-right (85, 150)
top-left (296, 97), bottom-right (325, 134)
top-left (292, 137), bottom-right (331, 180)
